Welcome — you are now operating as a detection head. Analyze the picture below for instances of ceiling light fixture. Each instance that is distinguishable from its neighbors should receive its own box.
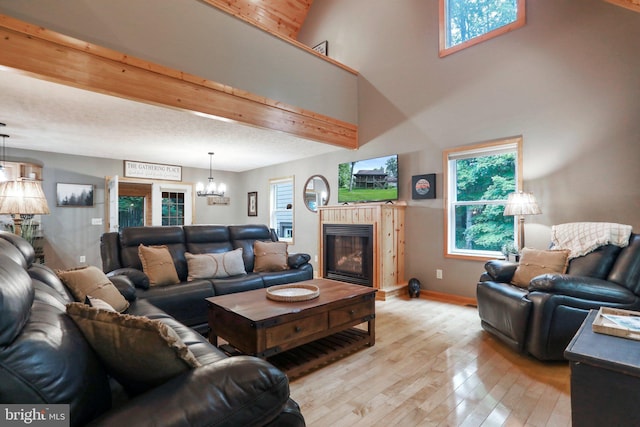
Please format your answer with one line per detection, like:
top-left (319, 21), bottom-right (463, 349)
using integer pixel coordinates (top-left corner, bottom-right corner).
top-left (196, 152), bottom-right (226, 197)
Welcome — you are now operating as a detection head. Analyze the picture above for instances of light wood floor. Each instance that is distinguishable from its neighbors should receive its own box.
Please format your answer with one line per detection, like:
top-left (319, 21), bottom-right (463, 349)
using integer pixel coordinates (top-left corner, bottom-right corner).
top-left (289, 296), bottom-right (571, 427)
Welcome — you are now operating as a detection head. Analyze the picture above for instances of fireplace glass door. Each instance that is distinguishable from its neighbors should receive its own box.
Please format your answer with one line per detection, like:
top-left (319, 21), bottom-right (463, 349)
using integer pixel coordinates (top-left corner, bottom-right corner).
top-left (323, 224), bottom-right (373, 286)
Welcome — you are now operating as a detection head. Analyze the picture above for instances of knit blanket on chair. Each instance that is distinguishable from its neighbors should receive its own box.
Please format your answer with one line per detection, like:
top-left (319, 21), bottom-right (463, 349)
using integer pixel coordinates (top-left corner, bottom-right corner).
top-left (550, 222), bottom-right (633, 259)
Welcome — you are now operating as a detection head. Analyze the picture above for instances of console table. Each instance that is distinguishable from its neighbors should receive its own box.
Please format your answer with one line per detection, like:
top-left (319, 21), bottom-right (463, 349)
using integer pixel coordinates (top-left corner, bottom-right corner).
top-left (564, 309), bottom-right (640, 426)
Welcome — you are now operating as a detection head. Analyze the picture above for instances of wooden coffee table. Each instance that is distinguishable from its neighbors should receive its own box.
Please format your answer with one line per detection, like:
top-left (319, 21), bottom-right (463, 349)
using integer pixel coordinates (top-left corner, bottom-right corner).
top-left (206, 278), bottom-right (376, 377)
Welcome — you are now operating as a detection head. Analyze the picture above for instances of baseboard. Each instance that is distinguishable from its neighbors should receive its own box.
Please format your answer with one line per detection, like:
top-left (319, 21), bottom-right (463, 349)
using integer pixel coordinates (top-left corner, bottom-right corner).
top-left (419, 290), bottom-right (477, 307)
top-left (375, 283), bottom-right (407, 300)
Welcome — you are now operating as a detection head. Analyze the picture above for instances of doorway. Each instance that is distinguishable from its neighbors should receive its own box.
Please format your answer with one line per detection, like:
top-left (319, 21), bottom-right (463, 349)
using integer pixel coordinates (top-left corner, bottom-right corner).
top-left (118, 182), bottom-right (152, 231)
top-left (106, 176), bottom-right (195, 231)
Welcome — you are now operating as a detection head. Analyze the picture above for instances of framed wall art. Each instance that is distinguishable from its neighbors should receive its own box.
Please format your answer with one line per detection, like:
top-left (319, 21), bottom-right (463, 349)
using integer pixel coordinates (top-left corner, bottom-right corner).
top-left (312, 40), bottom-right (328, 56)
top-left (248, 191), bottom-right (258, 216)
top-left (57, 183), bottom-right (94, 207)
top-left (411, 174), bottom-right (436, 200)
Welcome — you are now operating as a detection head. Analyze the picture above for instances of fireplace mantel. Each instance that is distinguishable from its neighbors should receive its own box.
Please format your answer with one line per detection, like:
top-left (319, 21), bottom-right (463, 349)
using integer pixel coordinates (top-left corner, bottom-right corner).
top-left (319, 202), bottom-right (406, 300)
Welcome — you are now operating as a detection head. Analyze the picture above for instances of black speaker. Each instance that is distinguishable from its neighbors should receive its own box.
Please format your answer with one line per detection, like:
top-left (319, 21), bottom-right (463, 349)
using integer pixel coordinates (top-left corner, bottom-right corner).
top-left (408, 277), bottom-right (421, 298)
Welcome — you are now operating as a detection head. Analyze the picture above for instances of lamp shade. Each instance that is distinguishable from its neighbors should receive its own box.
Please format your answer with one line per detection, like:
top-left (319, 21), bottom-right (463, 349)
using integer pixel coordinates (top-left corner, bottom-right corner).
top-left (503, 192), bottom-right (541, 216)
top-left (0, 180), bottom-right (50, 215)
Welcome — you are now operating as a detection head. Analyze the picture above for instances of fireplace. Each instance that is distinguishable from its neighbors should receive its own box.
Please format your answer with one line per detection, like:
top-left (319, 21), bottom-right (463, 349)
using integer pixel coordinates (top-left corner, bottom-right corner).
top-left (323, 224), bottom-right (373, 287)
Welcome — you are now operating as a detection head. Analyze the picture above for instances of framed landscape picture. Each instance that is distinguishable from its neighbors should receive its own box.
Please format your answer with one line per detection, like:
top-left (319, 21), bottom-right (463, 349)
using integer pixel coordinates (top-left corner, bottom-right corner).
top-left (57, 183), bottom-right (94, 207)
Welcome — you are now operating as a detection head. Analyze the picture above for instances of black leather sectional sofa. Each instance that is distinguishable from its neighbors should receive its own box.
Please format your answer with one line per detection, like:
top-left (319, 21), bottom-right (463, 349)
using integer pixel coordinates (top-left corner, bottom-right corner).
top-left (100, 224), bottom-right (313, 334)
top-left (0, 230), bottom-right (305, 427)
top-left (477, 233), bottom-right (640, 360)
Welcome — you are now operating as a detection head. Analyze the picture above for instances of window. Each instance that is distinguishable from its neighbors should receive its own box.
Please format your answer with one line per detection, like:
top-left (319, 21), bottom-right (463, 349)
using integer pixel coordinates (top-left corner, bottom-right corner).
top-left (439, 0), bottom-right (526, 57)
top-left (444, 137), bottom-right (522, 259)
top-left (161, 191), bottom-right (185, 225)
top-left (270, 176), bottom-right (294, 243)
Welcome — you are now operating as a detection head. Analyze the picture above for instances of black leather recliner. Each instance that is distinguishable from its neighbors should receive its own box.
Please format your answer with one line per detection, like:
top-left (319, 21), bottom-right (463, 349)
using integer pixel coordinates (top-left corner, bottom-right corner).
top-left (0, 231), bottom-right (305, 426)
top-left (477, 233), bottom-right (640, 360)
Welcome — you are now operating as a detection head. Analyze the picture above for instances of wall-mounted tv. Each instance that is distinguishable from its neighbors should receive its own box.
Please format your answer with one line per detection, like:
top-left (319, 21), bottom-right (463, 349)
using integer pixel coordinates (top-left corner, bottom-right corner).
top-left (338, 154), bottom-right (399, 203)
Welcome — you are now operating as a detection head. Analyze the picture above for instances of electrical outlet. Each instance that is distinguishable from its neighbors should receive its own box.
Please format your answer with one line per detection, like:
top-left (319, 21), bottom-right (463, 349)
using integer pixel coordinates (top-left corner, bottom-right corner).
top-left (79, 255), bottom-right (86, 263)
top-left (314, 255), bottom-right (318, 263)
top-left (91, 218), bottom-right (103, 225)
top-left (436, 269), bottom-right (443, 279)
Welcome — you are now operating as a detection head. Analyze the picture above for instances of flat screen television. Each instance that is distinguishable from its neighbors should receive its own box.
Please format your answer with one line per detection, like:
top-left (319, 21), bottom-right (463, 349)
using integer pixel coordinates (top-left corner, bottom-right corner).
top-left (338, 154), bottom-right (399, 203)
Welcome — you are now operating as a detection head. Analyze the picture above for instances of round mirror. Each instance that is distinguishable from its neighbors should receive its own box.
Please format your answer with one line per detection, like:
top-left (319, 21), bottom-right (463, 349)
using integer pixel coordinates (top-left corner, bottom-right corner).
top-left (303, 175), bottom-right (330, 212)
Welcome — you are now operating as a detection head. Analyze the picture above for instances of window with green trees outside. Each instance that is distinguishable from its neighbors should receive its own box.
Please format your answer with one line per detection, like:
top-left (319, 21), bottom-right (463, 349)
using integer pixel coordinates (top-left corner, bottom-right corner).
top-left (439, 0), bottom-right (526, 57)
top-left (445, 137), bottom-right (522, 259)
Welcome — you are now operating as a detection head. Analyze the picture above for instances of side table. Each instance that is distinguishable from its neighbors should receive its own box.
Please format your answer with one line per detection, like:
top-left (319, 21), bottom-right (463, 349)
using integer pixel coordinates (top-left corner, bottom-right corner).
top-left (564, 309), bottom-right (640, 427)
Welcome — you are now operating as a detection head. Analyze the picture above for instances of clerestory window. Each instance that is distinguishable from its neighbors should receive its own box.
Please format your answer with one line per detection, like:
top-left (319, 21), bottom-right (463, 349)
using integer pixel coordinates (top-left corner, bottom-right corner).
top-left (439, 0), bottom-right (526, 57)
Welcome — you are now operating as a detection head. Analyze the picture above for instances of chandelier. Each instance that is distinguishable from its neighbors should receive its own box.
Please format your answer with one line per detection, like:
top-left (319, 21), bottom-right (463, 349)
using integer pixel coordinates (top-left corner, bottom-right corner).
top-left (196, 152), bottom-right (226, 197)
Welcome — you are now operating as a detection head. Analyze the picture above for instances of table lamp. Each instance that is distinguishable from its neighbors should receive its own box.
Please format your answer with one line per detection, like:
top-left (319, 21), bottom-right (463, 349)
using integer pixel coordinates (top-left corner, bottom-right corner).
top-left (503, 191), bottom-right (541, 250)
top-left (0, 180), bottom-right (50, 236)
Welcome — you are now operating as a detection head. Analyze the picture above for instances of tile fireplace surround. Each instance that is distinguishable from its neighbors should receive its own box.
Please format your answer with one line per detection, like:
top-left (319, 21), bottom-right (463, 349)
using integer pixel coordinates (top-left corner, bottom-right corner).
top-left (318, 202), bottom-right (406, 300)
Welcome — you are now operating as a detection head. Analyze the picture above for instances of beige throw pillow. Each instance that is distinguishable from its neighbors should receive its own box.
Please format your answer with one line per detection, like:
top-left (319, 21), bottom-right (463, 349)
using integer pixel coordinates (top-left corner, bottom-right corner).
top-left (138, 244), bottom-right (180, 286)
top-left (66, 302), bottom-right (201, 394)
top-left (253, 241), bottom-right (289, 272)
top-left (185, 248), bottom-right (246, 281)
top-left (85, 296), bottom-right (117, 312)
top-left (56, 266), bottom-right (129, 312)
top-left (511, 248), bottom-right (571, 288)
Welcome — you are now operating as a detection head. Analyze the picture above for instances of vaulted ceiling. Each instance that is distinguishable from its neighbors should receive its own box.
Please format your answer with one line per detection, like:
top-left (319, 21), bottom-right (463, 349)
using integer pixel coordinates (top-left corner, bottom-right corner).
top-left (202, 0), bottom-right (314, 39)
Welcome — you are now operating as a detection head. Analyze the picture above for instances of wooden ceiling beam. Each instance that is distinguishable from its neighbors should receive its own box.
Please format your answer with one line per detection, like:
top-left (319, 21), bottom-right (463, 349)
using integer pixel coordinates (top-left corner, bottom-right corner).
top-left (202, 0), bottom-right (313, 40)
top-left (604, 0), bottom-right (640, 12)
top-left (0, 14), bottom-right (358, 150)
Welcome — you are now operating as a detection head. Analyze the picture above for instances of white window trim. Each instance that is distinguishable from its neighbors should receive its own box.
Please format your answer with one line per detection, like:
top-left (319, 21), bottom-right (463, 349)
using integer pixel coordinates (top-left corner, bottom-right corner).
top-left (443, 137), bottom-right (523, 260)
top-left (269, 176), bottom-right (294, 244)
top-left (151, 182), bottom-right (193, 226)
top-left (439, 0), bottom-right (526, 58)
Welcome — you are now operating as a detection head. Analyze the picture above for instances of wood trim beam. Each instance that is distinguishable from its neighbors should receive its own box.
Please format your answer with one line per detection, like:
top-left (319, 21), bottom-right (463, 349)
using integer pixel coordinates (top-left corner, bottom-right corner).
top-left (0, 14), bottom-right (358, 150)
top-left (604, 0), bottom-right (640, 12)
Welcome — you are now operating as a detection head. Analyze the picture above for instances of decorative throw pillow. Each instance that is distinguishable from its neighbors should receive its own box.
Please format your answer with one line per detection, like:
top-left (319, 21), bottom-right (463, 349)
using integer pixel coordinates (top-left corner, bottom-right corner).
top-left (511, 248), bottom-right (571, 288)
top-left (56, 266), bottom-right (129, 312)
top-left (138, 244), bottom-right (180, 286)
top-left (185, 248), bottom-right (246, 281)
top-left (66, 302), bottom-right (201, 395)
top-left (85, 296), bottom-right (117, 312)
top-left (253, 241), bottom-right (289, 272)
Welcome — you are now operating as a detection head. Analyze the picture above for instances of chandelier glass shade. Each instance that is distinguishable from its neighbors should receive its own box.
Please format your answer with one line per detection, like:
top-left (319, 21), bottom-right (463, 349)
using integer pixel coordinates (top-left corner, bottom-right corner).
top-left (196, 152), bottom-right (226, 197)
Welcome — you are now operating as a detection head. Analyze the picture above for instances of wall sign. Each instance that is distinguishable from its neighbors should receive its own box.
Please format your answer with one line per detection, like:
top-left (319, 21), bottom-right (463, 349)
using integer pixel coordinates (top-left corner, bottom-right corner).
top-left (124, 160), bottom-right (182, 181)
